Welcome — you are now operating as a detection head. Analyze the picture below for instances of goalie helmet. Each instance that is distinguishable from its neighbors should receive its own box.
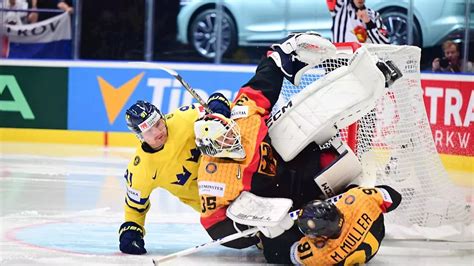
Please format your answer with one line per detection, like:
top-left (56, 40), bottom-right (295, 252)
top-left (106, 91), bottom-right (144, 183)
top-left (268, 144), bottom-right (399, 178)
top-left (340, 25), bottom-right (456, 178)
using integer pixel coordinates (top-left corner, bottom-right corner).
top-left (125, 100), bottom-right (163, 135)
top-left (194, 113), bottom-right (246, 160)
top-left (296, 200), bottom-right (344, 239)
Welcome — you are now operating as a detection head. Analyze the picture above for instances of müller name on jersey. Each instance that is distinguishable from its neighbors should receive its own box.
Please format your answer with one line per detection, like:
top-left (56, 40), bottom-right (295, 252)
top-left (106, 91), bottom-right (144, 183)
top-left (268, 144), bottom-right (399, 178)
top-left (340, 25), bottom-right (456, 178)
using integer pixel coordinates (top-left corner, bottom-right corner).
top-left (330, 212), bottom-right (373, 263)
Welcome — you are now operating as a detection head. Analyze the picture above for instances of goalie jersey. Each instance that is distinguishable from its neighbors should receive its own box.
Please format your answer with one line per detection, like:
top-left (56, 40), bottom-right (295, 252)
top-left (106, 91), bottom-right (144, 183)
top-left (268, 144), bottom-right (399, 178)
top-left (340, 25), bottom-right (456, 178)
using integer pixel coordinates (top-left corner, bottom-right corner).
top-left (123, 104), bottom-right (205, 229)
top-left (290, 186), bottom-right (402, 265)
top-left (198, 86), bottom-right (273, 229)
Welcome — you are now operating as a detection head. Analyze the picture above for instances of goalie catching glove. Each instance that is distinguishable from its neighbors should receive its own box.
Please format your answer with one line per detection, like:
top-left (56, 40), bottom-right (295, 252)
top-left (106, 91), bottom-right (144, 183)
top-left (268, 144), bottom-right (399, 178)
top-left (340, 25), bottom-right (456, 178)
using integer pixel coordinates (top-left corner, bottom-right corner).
top-left (119, 221), bottom-right (146, 255)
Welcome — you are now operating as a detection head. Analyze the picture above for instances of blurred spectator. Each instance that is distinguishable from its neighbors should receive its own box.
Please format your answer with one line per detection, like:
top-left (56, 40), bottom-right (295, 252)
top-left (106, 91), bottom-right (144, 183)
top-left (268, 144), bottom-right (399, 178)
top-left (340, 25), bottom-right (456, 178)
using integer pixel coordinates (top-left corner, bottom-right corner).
top-left (1, 0), bottom-right (29, 25)
top-left (326, 0), bottom-right (389, 44)
top-left (80, 0), bottom-right (144, 60)
top-left (154, 0), bottom-right (180, 55)
top-left (27, 0), bottom-right (73, 23)
top-left (432, 40), bottom-right (473, 73)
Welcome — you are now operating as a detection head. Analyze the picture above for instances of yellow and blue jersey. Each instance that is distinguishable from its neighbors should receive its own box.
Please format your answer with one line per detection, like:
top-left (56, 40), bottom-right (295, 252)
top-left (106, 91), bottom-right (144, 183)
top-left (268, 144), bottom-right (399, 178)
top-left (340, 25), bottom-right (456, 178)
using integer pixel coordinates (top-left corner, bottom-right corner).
top-left (123, 104), bottom-right (205, 230)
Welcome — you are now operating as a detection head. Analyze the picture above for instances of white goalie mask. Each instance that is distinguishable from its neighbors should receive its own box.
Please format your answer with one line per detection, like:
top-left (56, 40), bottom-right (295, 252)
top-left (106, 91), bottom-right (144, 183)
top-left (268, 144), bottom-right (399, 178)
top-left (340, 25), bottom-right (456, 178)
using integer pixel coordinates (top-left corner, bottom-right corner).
top-left (194, 113), bottom-right (246, 160)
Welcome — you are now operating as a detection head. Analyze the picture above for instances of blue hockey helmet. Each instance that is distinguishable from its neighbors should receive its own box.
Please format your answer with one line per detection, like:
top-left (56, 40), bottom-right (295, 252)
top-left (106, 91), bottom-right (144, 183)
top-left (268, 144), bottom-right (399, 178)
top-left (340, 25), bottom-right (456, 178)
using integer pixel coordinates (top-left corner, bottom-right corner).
top-left (125, 100), bottom-right (163, 135)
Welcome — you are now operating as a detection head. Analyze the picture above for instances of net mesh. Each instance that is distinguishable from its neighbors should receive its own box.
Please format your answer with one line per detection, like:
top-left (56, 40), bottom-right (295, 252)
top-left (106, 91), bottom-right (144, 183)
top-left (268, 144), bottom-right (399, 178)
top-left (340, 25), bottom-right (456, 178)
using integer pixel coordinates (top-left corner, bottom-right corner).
top-left (272, 43), bottom-right (472, 241)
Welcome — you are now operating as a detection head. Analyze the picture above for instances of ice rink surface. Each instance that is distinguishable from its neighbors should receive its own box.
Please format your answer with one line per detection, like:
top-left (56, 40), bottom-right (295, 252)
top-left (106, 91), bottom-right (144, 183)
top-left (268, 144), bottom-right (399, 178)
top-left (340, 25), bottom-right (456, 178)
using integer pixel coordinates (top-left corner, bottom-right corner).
top-left (1, 142), bottom-right (472, 265)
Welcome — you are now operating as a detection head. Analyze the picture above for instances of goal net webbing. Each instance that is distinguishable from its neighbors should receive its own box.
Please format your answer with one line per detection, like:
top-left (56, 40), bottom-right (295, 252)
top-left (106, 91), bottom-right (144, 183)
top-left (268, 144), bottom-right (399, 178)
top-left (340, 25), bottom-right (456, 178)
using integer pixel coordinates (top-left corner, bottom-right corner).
top-left (273, 43), bottom-right (472, 241)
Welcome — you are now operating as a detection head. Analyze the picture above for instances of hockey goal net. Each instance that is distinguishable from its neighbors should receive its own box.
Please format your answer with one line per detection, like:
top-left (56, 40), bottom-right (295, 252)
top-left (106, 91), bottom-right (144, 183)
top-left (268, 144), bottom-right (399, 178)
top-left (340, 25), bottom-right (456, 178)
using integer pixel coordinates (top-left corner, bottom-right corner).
top-left (272, 43), bottom-right (472, 242)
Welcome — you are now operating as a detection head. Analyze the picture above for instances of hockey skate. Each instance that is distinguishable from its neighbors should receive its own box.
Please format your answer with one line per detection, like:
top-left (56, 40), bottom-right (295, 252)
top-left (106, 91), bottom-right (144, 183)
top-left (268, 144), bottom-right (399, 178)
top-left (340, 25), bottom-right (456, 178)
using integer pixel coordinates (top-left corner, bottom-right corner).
top-left (376, 60), bottom-right (403, 87)
top-left (268, 32), bottom-right (336, 86)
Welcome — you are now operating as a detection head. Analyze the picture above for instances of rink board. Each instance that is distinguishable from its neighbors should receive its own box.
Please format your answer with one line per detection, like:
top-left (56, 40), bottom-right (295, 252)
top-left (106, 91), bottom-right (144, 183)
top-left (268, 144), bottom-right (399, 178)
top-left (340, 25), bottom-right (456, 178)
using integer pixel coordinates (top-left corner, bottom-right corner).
top-left (2, 126), bottom-right (473, 175)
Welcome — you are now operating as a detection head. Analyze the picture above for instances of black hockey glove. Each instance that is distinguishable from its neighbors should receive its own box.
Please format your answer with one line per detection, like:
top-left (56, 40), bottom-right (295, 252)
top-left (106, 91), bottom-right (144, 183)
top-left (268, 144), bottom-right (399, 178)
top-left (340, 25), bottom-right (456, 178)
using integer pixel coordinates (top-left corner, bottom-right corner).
top-left (207, 92), bottom-right (231, 118)
top-left (119, 221), bottom-right (147, 255)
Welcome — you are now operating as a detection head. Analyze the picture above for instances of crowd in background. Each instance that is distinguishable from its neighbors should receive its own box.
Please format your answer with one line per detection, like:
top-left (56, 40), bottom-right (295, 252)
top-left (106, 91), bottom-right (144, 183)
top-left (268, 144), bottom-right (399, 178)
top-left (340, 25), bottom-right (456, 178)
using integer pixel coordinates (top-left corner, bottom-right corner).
top-left (1, 0), bottom-right (472, 73)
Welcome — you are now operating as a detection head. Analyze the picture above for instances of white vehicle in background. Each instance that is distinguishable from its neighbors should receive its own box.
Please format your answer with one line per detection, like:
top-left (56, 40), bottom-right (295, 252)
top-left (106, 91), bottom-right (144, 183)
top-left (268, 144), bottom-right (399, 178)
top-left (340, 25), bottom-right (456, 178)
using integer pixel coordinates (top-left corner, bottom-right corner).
top-left (177, 0), bottom-right (473, 59)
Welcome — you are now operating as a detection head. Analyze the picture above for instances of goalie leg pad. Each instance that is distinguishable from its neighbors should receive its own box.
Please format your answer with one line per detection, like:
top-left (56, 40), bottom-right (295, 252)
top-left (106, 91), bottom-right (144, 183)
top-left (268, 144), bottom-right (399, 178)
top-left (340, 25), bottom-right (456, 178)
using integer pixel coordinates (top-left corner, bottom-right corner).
top-left (269, 46), bottom-right (385, 161)
top-left (314, 139), bottom-right (362, 198)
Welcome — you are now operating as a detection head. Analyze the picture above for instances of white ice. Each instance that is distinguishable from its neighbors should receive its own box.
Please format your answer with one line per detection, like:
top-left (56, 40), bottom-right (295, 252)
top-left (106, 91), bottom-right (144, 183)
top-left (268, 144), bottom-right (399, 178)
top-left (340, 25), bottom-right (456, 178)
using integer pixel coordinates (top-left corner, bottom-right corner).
top-left (1, 142), bottom-right (472, 265)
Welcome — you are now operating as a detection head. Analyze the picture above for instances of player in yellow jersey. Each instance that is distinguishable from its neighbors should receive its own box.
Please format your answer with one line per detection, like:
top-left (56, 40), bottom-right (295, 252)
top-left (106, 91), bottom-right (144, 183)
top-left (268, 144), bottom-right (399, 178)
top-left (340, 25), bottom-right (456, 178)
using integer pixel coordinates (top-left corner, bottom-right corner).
top-left (118, 96), bottom-right (233, 254)
top-left (291, 185), bottom-right (402, 265)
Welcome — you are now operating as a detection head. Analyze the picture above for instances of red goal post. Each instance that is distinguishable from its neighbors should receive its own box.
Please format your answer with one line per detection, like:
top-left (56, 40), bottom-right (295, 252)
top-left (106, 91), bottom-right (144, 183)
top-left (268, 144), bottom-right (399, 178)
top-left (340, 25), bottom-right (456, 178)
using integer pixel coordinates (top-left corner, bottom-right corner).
top-left (333, 42), bottom-right (362, 153)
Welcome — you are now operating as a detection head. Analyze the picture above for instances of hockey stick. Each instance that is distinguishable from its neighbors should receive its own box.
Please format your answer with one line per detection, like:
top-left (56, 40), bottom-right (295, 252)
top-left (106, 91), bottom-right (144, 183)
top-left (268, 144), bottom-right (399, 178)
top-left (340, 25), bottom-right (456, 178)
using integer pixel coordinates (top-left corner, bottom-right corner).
top-left (152, 227), bottom-right (260, 265)
top-left (129, 62), bottom-right (212, 113)
top-left (152, 209), bottom-right (301, 265)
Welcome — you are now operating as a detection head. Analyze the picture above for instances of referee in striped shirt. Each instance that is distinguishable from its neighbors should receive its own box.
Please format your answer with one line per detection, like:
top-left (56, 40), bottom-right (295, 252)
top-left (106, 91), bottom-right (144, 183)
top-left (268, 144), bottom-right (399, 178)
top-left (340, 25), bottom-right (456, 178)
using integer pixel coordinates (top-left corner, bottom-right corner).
top-left (326, 0), bottom-right (389, 44)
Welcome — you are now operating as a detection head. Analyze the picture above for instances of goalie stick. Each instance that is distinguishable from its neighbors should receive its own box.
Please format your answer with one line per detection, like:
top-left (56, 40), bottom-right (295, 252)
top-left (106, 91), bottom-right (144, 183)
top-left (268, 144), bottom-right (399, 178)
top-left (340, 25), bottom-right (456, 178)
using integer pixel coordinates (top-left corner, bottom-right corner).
top-left (129, 62), bottom-right (212, 114)
top-left (152, 227), bottom-right (259, 265)
top-left (151, 191), bottom-right (348, 264)
top-left (152, 201), bottom-right (471, 264)
top-left (152, 209), bottom-right (301, 265)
